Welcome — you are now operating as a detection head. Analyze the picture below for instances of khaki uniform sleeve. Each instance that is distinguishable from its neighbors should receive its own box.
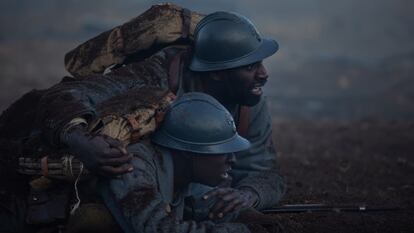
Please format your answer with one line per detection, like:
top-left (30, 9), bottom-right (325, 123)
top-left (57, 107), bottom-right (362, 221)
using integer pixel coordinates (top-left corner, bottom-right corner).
top-left (232, 97), bottom-right (286, 209)
top-left (102, 143), bottom-right (251, 233)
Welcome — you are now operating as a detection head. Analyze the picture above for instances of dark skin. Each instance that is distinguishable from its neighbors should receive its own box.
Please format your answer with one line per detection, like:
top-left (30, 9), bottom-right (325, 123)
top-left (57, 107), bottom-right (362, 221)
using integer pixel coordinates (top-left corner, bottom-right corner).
top-left (191, 153), bottom-right (236, 187)
top-left (63, 125), bottom-right (134, 177)
top-left (197, 61), bottom-right (269, 219)
top-left (171, 150), bottom-right (236, 196)
top-left (203, 185), bottom-right (259, 219)
top-left (171, 150), bottom-right (259, 219)
top-left (200, 61), bottom-right (269, 109)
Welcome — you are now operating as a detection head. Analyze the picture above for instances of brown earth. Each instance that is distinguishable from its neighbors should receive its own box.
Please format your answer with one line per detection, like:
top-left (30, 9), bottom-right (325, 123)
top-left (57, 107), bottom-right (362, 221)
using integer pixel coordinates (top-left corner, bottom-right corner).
top-left (267, 119), bottom-right (414, 233)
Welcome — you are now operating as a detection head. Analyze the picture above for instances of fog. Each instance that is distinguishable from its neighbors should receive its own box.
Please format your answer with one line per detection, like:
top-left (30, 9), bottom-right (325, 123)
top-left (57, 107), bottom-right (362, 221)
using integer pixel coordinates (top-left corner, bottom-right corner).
top-left (1, 0), bottom-right (413, 119)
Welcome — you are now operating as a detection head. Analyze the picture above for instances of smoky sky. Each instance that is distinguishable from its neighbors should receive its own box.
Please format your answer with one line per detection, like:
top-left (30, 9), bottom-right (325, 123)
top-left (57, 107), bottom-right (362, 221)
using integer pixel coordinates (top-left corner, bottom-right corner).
top-left (1, 0), bottom-right (413, 119)
top-left (1, 0), bottom-right (412, 62)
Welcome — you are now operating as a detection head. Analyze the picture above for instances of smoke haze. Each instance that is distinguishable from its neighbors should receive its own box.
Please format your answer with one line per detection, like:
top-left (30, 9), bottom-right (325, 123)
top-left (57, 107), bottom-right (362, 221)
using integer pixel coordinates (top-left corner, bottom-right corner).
top-left (1, 0), bottom-right (413, 119)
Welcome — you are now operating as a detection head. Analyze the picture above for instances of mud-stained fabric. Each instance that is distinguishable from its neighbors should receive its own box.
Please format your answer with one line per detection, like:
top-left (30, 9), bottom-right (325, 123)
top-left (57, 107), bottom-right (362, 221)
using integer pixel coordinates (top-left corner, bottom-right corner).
top-left (90, 87), bottom-right (176, 145)
top-left (100, 142), bottom-right (251, 233)
top-left (0, 4), bottom-right (283, 232)
top-left (36, 47), bottom-right (183, 147)
top-left (64, 3), bottom-right (204, 77)
top-left (38, 44), bottom-right (285, 209)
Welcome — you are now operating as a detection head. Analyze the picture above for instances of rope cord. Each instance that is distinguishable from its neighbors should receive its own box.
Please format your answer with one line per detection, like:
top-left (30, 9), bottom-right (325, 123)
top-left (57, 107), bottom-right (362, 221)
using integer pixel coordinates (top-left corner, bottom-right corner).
top-left (68, 155), bottom-right (84, 215)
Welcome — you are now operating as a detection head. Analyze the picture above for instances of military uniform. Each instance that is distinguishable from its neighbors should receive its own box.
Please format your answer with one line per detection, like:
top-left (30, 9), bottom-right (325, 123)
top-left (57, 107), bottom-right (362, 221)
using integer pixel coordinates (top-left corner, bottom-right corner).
top-left (33, 45), bottom-right (284, 208)
top-left (228, 97), bottom-right (284, 209)
top-left (178, 70), bottom-right (285, 209)
top-left (1, 6), bottom-right (284, 232)
top-left (100, 141), bottom-right (250, 233)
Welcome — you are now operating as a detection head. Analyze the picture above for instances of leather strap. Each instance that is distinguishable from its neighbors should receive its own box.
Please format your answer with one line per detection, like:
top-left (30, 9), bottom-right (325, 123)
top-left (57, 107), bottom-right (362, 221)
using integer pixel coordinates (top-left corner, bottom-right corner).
top-left (181, 8), bottom-right (191, 39)
top-left (237, 106), bottom-right (250, 137)
top-left (168, 52), bottom-right (185, 94)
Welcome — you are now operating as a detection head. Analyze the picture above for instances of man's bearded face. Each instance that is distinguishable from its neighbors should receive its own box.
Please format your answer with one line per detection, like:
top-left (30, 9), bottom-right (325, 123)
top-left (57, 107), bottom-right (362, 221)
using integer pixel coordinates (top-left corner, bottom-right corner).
top-left (222, 61), bottom-right (269, 106)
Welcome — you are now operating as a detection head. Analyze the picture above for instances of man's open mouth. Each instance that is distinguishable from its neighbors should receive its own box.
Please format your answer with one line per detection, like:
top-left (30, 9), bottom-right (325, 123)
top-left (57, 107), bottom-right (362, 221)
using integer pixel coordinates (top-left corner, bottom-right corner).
top-left (220, 167), bottom-right (232, 179)
top-left (251, 83), bottom-right (264, 96)
top-left (220, 172), bottom-right (229, 179)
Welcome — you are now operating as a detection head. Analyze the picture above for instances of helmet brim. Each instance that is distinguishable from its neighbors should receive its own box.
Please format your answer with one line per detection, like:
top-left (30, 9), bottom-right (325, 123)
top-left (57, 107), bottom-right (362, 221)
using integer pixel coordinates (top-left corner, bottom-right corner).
top-left (189, 38), bottom-right (279, 72)
top-left (151, 131), bottom-right (251, 155)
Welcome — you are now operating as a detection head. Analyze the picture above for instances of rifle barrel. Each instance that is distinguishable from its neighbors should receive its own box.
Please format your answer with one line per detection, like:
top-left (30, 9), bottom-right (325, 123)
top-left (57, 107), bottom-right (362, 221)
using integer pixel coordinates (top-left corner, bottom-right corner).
top-left (262, 204), bottom-right (399, 214)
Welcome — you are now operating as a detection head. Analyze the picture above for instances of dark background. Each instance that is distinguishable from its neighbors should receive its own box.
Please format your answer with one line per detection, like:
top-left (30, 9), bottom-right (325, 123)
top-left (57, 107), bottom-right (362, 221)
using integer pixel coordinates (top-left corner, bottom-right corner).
top-left (1, 1), bottom-right (413, 232)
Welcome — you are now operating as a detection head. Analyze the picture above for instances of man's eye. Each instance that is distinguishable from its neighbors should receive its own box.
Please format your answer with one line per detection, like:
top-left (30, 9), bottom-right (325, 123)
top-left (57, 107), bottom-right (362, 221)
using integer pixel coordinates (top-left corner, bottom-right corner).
top-left (245, 62), bottom-right (261, 71)
top-left (245, 64), bottom-right (254, 71)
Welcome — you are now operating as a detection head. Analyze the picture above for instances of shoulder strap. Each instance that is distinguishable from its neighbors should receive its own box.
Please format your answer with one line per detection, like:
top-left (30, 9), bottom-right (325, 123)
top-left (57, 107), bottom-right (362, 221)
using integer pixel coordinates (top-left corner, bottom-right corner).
top-left (168, 47), bottom-right (191, 94)
top-left (237, 106), bottom-right (250, 138)
top-left (168, 52), bottom-right (184, 94)
top-left (181, 8), bottom-right (192, 39)
top-left (167, 7), bottom-right (191, 94)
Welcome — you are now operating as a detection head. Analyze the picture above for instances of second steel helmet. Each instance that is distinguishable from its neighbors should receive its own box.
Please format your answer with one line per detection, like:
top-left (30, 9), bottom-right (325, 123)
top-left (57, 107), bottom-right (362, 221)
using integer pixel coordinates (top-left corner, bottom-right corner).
top-left (151, 92), bottom-right (250, 154)
top-left (189, 11), bottom-right (279, 72)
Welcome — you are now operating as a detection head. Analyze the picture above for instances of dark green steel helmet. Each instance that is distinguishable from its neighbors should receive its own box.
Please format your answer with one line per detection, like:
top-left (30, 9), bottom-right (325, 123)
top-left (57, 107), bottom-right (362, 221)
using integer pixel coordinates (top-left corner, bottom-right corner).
top-left (189, 11), bottom-right (279, 72)
top-left (151, 92), bottom-right (250, 154)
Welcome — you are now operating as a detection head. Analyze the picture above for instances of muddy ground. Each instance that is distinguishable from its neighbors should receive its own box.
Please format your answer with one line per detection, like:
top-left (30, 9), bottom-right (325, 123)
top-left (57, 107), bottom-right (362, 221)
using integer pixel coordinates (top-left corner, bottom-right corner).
top-left (265, 119), bottom-right (414, 233)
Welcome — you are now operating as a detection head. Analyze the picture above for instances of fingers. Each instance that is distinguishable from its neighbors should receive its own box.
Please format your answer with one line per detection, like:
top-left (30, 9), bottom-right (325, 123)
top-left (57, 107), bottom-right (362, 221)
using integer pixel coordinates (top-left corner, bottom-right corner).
top-left (99, 164), bottom-right (133, 177)
top-left (103, 136), bottom-right (128, 155)
top-left (205, 188), bottom-right (240, 219)
top-left (222, 198), bottom-right (244, 214)
top-left (208, 198), bottom-right (244, 219)
top-left (91, 135), bottom-right (127, 157)
top-left (210, 200), bottom-right (226, 217)
top-left (220, 191), bottom-right (244, 202)
top-left (68, 134), bottom-right (133, 175)
top-left (102, 147), bottom-right (131, 158)
top-left (203, 188), bottom-right (233, 200)
top-left (204, 188), bottom-right (255, 219)
top-left (88, 136), bottom-right (134, 174)
top-left (98, 154), bottom-right (133, 166)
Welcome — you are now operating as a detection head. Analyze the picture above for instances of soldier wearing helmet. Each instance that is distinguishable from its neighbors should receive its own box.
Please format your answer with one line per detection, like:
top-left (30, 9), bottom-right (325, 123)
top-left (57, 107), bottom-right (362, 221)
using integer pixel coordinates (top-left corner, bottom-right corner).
top-left (4, 8), bottom-right (285, 228)
top-left (188, 11), bottom-right (278, 107)
top-left (99, 92), bottom-right (253, 232)
top-left (176, 11), bottom-right (284, 219)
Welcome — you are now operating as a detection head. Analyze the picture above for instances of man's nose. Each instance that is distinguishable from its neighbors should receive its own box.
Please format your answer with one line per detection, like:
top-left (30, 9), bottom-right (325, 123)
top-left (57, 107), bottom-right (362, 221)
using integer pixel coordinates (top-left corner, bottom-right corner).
top-left (256, 63), bottom-right (269, 81)
top-left (226, 153), bottom-right (237, 164)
